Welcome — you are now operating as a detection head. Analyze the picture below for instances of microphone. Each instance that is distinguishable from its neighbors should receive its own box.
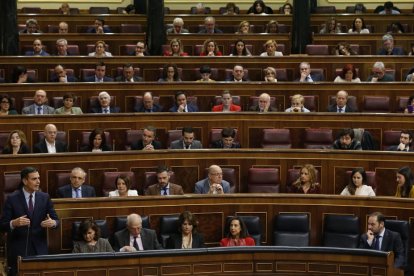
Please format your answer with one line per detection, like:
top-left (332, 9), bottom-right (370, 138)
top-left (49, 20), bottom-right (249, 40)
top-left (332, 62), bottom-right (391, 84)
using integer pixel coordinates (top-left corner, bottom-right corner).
top-left (25, 224), bottom-right (31, 257)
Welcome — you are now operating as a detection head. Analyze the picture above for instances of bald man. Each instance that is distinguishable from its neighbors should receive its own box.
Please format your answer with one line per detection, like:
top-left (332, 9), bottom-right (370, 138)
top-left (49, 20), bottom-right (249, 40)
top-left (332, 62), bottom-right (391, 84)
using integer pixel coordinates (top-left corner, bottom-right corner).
top-left (194, 165), bottom-right (231, 194)
top-left (33, 124), bottom-right (68, 153)
top-left (50, 65), bottom-right (78, 82)
top-left (134, 92), bottom-right (163, 112)
top-left (22, 90), bottom-right (55, 115)
top-left (327, 90), bottom-right (357, 113)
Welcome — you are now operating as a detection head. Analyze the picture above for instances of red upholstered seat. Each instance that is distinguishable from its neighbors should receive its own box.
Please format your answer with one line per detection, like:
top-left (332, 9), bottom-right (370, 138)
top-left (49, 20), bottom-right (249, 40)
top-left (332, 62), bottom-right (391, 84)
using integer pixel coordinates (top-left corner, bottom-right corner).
top-left (247, 167), bottom-right (280, 193)
top-left (3, 173), bottom-right (21, 201)
top-left (382, 130), bottom-right (401, 150)
top-left (0, 132), bottom-right (10, 152)
top-left (21, 7), bottom-right (41, 13)
top-left (306, 45), bottom-right (329, 55)
top-left (303, 128), bottom-right (333, 149)
top-left (261, 129), bottom-right (292, 149)
top-left (362, 96), bottom-right (390, 113)
top-left (55, 172), bottom-right (71, 190)
top-left (89, 7), bottom-right (110, 14)
top-left (80, 69), bottom-right (96, 81)
top-left (167, 129), bottom-right (182, 148)
top-left (124, 129), bottom-right (143, 150)
top-left (397, 96), bottom-right (409, 112)
top-left (120, 44), bottom-right (136, 55)
top-left (120, 24), bottom-right (142, 33)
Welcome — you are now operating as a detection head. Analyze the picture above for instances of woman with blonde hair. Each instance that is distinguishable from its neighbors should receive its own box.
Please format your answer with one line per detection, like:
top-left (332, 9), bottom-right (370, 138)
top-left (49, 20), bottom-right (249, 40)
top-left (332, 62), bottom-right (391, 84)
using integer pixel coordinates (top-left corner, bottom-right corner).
top-left (235, 21), bottom-right (250, 34)
top-left (200, 39), bottom-right (222, 56)
top-left (260, 40), bottom-right (283, 56)
top-left (163, 38), bottom-right (188, 56)
top-left (289, 164), bottom-right (320, 194)
top-left (88, 40), bottom-right (112, 57)
top-left (263, 67), bottom-right (277, 82)
top-left (285, 94), bottom-right (310, 112)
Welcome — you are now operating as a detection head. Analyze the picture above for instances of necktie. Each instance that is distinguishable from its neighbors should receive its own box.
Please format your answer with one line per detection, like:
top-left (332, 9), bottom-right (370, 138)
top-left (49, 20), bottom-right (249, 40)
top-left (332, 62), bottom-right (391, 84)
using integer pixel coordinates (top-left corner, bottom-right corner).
top-left (133, 236), bottom-right (139, 250)
top-left (373, 235), bottom-right (380, 250)
top-left (37, 106), bottom-right (42, 114)
top-left (28, 194), bottom-right (34, 214)
top-left (104, 108), bottom-right (109, 113)
top-left (162, 187), bottom-right (168, 195)
top-left (185, 144), bottom-right (190, 149)
top-left (75, 188), bottom-right (81, 198)
top-left (338, 107), bottom-right (343, 113)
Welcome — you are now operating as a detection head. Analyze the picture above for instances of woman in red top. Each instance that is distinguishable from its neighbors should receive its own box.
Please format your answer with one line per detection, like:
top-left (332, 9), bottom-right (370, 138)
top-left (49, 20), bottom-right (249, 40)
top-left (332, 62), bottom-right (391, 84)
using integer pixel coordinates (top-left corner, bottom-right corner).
top-left (220, 216), bottom-right (255, 247)
top-left (163, 38), bottom-right (188, 56)
top-left (289, 164), bottom-right (321, 194)
top-left (199, 39), bottom-right (222, 56)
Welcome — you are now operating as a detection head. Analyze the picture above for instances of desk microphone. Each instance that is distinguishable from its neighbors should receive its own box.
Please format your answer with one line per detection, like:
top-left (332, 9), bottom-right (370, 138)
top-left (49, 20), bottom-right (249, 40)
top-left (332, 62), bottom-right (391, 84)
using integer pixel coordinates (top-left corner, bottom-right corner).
top-left (25, 224), bottom-right (31, 257)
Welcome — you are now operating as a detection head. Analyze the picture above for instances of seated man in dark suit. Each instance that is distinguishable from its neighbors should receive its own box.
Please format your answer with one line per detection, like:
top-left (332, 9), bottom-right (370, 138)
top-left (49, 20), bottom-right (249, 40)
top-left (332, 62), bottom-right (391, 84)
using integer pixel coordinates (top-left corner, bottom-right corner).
top-left (90, 91), bottom-right (120, 114)
top-left (50, 64), bottom-right (78, 82)
top-left (294, 62), bottom-right (324, 82)
top-left (83, 61), bottom-right (114, 82)
top-left (367, 61), bottom-right (395, 82)
top-left (20, 18), bottom-right (43, 34)
top-left (55, 38), bottom-right (71, 56)
top-left (134, 92), bottom-right (163, 112)
top-left (194, 165), bottom-right (231, 194)
top-left (33, 124), bottom-right (68, 153)
top-left (332, 128), bottom-right (362, 150)
top-left (359, 212), bottom-right (405, 269)
top-left (115, 63), bottom-right (143, 82)
top-left (170, 126), bottom-right (202, 149)
top-left (131, 126), bottom-right (162, 151)
top-left (249, 93), bottom-right (277, 112)
top-left (225, 65), bottom-right (250, 82)
top-left (0, 77), bottom-right (4, 83)
top-left (169, 91), bottom-right (199, 112)
top-left (113, 213), bottom-right (162, 251)
top-left (56, 167), bottom-right (96, 198)
top-left (145, 165), bottom-right (184, 196)
top-left (198, 16), bottom-right (222, 33)
top-left (86, 18), bottom-right (112, 33)
top-left (211, 127), bottom-right (241, 148)
top-left (378, 34), bottom-right (405, 55)
top-left (327, 90), bottom-right (357, 113)
top-left (387, 130), bottom-right (414, 152)
top-left (24, 39), bottom-right (50, 56)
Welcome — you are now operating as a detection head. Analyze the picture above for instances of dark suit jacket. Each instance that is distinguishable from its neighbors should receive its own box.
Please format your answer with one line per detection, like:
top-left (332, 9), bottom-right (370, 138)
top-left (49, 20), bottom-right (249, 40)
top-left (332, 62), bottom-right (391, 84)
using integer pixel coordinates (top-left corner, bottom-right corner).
top-left (80, 144), bottom-right (112, 152)
top-left (249, 105), bottom-right (278, 112)
top-left (294, 73), bottom-right (324, 82)
top-left (86, 26), bottom-right (112, 33)
top-left (378, 47), bottom-right (405, 55)
top-left (224, 77), bottom-right (250, 82)
top-left (166, 232), bottom-right (205, 249)
top-left (327, 104), bottom-right (357, 113)
top-left (198, 28), bottom-right (223, 34)
top-left (0, 189), bottom-right (59, 271)
top-left (33, 140), bottom-right (68, 153)
top-left (56, 184), bottom-right (96, 198)
top-left (145, 183), bottom-right (184, 195)
top-left (2, 144), bottom-right (30, 154)
top-left (169, 104), bottom-right (199, 112)
top-left (134, 104), bottom-right (163, 113)
top-left (170, 139), bottom-right (202, 149)
top-left (83, 75), bottom-right (114, 82)
top-left (387, 145), bottom-right (414, 152)
top-left (359, 229), bottom-right (405, 268)
top-left (90, 106), bottom-right (120, 114)
top-left (332, 139), bottom-right (362, 150)
top-left (24, 50), bottom-right (50, 56)
top-left (113, 228), bottom-right (162, 251)
top-left (211, 140), bottom-right (241, 148)
top-left (50, 75), bottom-right (78, 82)
top-left (367, 74), bottom-right (395, 82)
top-left (115, 75), bottom-right (143, 82)
top-left (131, 140), bottom-right (162, 150)
top-left (0, 77), bottom-right (4, 83)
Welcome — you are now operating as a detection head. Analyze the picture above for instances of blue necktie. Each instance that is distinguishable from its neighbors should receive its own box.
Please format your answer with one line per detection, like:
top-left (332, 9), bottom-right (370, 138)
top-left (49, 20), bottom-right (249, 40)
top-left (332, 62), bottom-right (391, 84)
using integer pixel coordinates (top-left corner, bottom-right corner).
top-left (162, 187), bottom-right (168, 195)
top-left (75, 188), bottom-right (81, 198)
top-left (338, 107), bottom-right (343, 113)
top-left (37, 106), bottom-right (42, 114)
top-left (372, 235), bottom-right (380, 250)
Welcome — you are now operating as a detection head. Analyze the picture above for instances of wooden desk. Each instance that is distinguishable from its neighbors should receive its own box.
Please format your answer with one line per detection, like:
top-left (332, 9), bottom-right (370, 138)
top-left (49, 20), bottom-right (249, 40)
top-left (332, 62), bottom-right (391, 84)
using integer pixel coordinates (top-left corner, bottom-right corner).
top-left (18, 246), bottom-right (402, 276)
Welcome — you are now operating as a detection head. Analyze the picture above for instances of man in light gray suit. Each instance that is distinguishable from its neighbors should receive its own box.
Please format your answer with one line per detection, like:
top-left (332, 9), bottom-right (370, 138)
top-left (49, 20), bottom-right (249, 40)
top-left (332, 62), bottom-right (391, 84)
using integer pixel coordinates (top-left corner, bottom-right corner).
top-left (170, 127), bottom-right (202, 149)
top-left (194, 165), bottom-right (231, 194)
top-left (113, 213), bottom-right (162, 251)
top-left (22, 89), bottom-right (55, 115)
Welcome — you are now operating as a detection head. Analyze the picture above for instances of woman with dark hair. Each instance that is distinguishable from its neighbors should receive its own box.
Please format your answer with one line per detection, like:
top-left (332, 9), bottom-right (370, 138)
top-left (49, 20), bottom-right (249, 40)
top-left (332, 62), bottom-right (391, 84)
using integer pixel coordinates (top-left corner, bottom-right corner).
top-left (340, 168), bottom-right (376, 196)
top-left (395, 166), bottom-right (414, 198)
top-left (199, 39), bottom-right (222, 56)
top-left (333, 42), bottom-right (356, 56)
top-left (319, 17), bottom-right (342, 34)
top-left (334, 64), bottom-right (361, 83)
top-left (289, 164), bottom-right (320, 194)
top-left (158, 64), bottom-right (182, 82)
top-left (0, 94), bottom-right (18, 115)
top-left (55, 93), bottom-right (83, 115)
top-left (403, 96), bottom-right (414, 113)
top-left (389, 22), bottom-right (404, 34)
top-left (348, 17), bottom-right (369, 34)
top-left (163, 38), bottom-right (188, 57)
top-left (264, 20), bottom-right (279, 33)
top-left (247, 0), bottom-right (273, 14)
top-left (11, 66), bottom-right (34, 83)
top-left (229, 39), bottom-right (251, 56)
top-left (222, 2), bottom-right (239, 15)
top-left (73, 219), bottom-right (113, 253)
top-left (281, 3), bottom-right (293, 14)
top-left (2, 130), bottom-right (30, 154)
top-left (167, 211), bottom-right (205, 249)
top-left (108, 175), bottom-right (138, 197)
top-left (81, 128), bottom-right (111, 152)
top-left (220, 216), bottom-right (255, 246)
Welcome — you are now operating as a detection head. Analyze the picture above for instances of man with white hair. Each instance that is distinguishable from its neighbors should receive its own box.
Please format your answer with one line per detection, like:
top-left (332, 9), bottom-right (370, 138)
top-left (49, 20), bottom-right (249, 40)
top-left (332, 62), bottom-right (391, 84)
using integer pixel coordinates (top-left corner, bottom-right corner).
top-left (198, 16), bottom-right (222, 34)
top-left (90, 91), bottom-right (120, 113)
top-left (113, 213), bottom-right (162, 251)
top-left (249, 93), bottom-right (277, 112)
top-left (55, 38), bottom-right (70, 56)
top-left (20, 18), bottom-right (43, 34)
top-left (58, 22), bottom-right (69, 34)
top-left (367, 61), bottom-right (395, 82)
top-left (378, 34), bottom-right (405, 55)
top-left (50, 64), bottom-right (78, 82)
top-left (166, 17), bottom-right (189, 34)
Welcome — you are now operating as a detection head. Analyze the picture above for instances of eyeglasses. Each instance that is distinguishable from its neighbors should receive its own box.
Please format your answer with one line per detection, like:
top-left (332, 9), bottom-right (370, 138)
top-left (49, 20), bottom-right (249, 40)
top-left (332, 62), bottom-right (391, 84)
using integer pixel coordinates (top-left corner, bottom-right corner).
top-left (1, 101), bottom-right (10, 104)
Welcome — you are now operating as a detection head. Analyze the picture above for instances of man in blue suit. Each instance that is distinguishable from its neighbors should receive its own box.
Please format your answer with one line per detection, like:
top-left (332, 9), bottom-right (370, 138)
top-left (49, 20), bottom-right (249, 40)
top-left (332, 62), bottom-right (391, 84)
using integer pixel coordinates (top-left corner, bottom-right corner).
top-left (169, 91), bottom-right (198, 112)
top-left (86, 18), bottom-right (112, 33)
top-left (83, 62), bottom-right (113, 82)
top-left (378, 34), bottom-right (405, 55)
top-left (24, 39), bottom-right (50, 56)
top-left (90, 91), bottom-right (120, 113)
top-left (194, 165), bottom-right (231, 194)
top-left (50, 65), bottom-right (78, 82)
top-left (0, 167), bottom-right (59, 276)
top-left (294, 62), bottom-right (324, 82)
top-left (56, 167), bottom-right (96, 198)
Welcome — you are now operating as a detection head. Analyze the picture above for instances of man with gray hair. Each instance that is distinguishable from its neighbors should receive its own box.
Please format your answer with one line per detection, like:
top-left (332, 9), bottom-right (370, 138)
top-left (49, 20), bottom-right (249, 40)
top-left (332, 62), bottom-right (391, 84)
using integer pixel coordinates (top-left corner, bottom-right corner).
top-left (198, 16), bottom-right (222, 34)
top-left (249, 93), bottom-right (277, 112)
top-left (194, 165), bottom-right (231, 194)
top-left (378, 34), bottom-right (405, 55)
top-left (113, 213), bottom-right (162, 251)
top-left (56, 38), bottom-right (70, 56)
top-left (367, 61), bottom-right (395, 82)
top-left (166, 17), bottom-right (189, 34)
top-left (22, 89), bottom-right (55, 115)
top-left (56, 167), bottom-right (96, 198)
top-left (58, 21), bottom-right (69, 34)
top-left (90, 91), bottom-right (120, 113)
top-left (20, 18), bottom-right (43, 34)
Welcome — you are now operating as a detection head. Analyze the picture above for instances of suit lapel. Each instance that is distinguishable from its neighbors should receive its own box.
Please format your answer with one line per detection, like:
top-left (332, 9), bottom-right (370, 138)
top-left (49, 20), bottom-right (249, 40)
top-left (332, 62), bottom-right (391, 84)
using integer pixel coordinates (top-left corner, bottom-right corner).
top-left (381, 229), bottom-right (390, 251)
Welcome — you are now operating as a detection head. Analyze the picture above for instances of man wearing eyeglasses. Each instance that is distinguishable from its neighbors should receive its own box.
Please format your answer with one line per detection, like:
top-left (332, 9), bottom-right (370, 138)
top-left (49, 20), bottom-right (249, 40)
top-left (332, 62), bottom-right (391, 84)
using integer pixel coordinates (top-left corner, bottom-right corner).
top-left (295, 62), bottom-right (324, 82)
top-left (132, 41), bottom-right (148, 56)
top-left (367, 61), bottom-right (395, 82)
top-left (194, 165), bottom-right (231, 194)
